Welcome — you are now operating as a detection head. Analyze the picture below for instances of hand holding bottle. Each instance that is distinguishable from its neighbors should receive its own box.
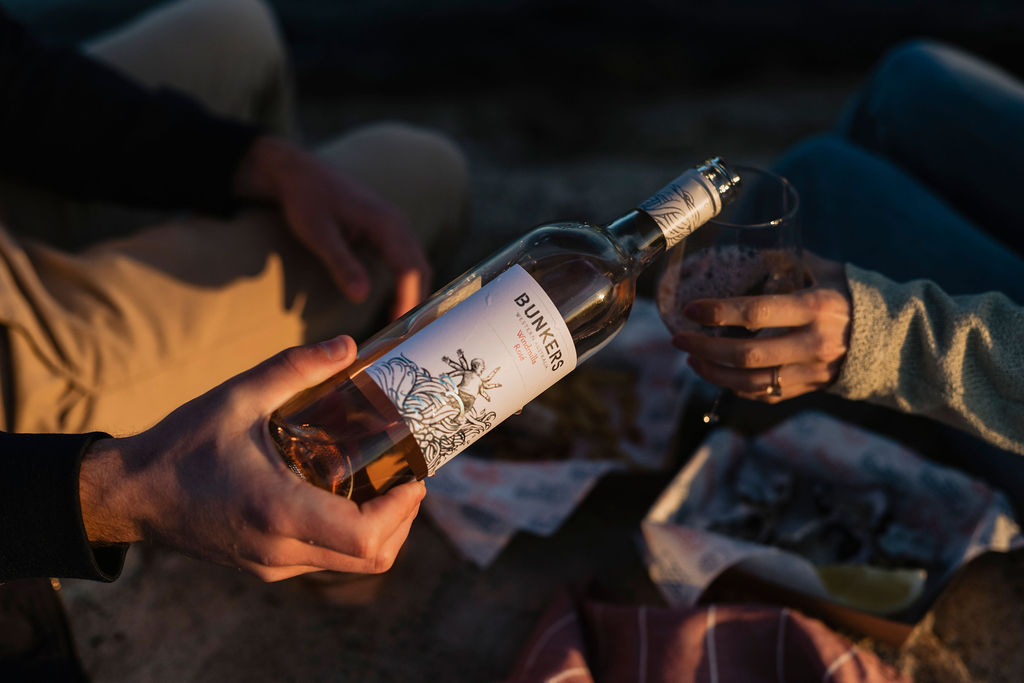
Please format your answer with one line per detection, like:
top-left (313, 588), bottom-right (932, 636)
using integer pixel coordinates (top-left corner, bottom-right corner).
top-left (672, 252), bottom-right (853, 402)
top-left (78, 335), bottom-right (426, 581)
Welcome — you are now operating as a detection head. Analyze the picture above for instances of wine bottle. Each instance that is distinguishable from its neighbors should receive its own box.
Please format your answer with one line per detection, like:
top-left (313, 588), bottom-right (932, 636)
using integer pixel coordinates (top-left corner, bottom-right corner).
top-left (269, 158), bottom-right (740, 502)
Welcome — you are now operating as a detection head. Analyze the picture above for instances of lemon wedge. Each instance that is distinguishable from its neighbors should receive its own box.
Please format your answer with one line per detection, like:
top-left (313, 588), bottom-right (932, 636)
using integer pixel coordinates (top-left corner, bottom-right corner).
top-left (814, 564), bottom-right (927, 616)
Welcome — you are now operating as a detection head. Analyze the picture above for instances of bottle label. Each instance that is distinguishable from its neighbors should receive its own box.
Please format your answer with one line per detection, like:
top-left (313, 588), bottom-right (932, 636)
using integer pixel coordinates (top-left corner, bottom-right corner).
top-left (365, 265), bottom-right (576, 475)
top-left (639, 169), bottom-right (723, 248)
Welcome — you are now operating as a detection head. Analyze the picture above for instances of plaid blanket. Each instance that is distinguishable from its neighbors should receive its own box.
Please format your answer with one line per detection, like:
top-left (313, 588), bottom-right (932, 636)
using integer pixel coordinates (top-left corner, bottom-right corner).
top-left (504, 591), bottom-right (907, 683)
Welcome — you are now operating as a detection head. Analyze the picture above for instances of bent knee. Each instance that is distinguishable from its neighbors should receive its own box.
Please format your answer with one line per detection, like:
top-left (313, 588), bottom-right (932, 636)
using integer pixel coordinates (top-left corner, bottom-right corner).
top-left (337, 122), bottom-right (469, 184)
top-left (199, 0), bottom-right (288, 67)
top-left (145, 0), bottom-right (288, 73)
top-left (877, 39), bottom-right (959, 80)
top-left (862, 39), bottom-right (968, 114)
top-left (319, 122), bottom-right (469, 234)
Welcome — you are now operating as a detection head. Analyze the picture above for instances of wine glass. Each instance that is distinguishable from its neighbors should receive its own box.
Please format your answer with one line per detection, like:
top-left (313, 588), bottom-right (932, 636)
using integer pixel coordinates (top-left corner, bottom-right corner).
top-left (656, 165), bottom-right (803, 424)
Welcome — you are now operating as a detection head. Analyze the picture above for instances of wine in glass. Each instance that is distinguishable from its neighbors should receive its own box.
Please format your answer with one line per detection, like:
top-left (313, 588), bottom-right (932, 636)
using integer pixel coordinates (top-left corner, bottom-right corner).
top-left (656, 165), bottom-right (803, 423)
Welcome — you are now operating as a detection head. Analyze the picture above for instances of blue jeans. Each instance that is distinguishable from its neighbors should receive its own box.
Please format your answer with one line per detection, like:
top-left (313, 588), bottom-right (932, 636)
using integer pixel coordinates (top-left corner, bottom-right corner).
top-left (771, 40), bottom-right (1024, 510)
top-left (775, 39), bottom-right (1024, 304)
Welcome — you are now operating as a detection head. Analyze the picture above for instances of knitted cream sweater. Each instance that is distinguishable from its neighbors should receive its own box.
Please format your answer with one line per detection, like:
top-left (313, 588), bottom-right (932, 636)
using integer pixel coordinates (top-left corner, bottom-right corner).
top-left (830, 265), bottom-right (1024, 455)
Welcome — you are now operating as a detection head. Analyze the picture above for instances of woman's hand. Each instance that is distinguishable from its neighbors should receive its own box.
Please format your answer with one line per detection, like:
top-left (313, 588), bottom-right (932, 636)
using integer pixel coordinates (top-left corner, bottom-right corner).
top-left (234, 136), bottom-right (431, 319)
top-left (79, 334), bottom-right (426, 581)
top-left (672, 253), bottom-right (853, 402)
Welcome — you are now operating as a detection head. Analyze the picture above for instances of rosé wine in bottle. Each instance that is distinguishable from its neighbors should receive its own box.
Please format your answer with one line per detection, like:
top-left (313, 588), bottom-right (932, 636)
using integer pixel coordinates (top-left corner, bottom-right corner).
top-left (269, 158), bottom-right (740, 502)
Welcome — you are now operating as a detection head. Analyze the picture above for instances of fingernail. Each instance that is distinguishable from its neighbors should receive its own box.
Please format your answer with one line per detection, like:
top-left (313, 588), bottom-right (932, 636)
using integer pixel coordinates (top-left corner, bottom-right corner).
top-left (319, 335), bottom-right (353, 361)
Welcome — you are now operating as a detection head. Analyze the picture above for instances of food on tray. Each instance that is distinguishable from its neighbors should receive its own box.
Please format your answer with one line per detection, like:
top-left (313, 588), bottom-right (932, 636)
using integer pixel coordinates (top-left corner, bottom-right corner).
top-left (685, 449), bottom-right (939, 572)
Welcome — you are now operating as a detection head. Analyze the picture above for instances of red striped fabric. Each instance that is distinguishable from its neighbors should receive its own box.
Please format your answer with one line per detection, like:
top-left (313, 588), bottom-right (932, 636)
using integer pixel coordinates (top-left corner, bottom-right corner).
top-left (504, 593), bottom-right (909, 683)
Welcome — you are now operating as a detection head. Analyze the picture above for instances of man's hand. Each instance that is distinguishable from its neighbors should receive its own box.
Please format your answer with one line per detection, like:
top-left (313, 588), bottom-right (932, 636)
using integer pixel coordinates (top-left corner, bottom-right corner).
top-left (671, 253), bottom-right (853, 402)
top-left (234, 136), bottom-right (431, 319)
top-left (79, 335), bottom-right (425, 581)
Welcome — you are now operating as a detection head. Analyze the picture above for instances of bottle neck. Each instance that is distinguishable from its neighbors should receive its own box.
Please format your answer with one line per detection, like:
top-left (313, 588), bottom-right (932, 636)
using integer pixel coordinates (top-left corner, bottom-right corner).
top-left (605, 210), bottom-right (667, 272)
top-left (630, 160), bottom-right (739, 257)
top-left (605, 159), bottom-right (739, 275)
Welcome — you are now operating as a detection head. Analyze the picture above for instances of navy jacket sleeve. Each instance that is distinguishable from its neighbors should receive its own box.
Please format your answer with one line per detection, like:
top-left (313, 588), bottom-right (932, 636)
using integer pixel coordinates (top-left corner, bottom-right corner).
top-left (0, 8), bottom-right (260, 214)
top-left (0, 431), bottom-right (127, 581)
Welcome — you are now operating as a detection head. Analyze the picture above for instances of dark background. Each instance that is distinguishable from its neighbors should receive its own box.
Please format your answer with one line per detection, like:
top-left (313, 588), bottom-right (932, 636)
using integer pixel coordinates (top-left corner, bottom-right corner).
top-left (10, 0), bottom-right (1024, 94)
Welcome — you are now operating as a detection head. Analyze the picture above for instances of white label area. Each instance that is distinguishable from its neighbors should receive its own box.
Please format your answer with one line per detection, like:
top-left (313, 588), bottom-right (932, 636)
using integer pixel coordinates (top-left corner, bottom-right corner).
top-left (365, 265), bottom-right (576, 475)
top-left (638, 169), bottom-right (722, 248)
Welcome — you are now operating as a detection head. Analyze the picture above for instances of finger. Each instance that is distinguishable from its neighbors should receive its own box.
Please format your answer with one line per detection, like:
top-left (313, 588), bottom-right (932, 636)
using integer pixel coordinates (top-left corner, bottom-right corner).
top-left (287, 206), bottom-right (371, 302)
top-left (333, 204), bottom-right (431, 312)
top-left (688, 356), bottom-right (782, 395)
top-left (368, 219), bottom-right (432, 318)
top-left (287, 479), bottom-right (426, 559)
top-left (236, 559), bottom-right (325, 582)
top-left (683, 290), bottom-right (825, 331)
top-left (371, 500), bottom-right (420, 567)
top-left (390, 268), bottom-right (426, 319)
top-left (235, 335), bottom-right (357, 412)
top-left (236, 558), bottom-right (381, 583)
top-left (248, 505), bottom-right (419, 578)
top-left (687, 357), bottom-right (833, 401)
top-left (288, 498), bottom-right (420, 575)
top-left (310, 218), bottom-right (372, 302)
top-left (673, 329), bottom-right (799, 369)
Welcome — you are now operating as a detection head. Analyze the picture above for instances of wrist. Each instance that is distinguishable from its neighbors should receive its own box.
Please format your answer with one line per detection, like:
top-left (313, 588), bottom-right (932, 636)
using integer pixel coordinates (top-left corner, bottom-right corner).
top-left (80, 437), bottom-right (146, 545)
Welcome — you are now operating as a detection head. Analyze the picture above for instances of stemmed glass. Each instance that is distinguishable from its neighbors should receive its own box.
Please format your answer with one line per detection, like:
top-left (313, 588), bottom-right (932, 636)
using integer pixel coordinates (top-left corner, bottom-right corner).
top-left (656, 165), bottom-right (802, 424)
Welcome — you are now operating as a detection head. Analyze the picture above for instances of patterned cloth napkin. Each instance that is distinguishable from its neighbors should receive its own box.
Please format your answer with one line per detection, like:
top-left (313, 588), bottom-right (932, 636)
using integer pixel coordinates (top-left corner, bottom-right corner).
top-left (424, 298), bottom-right (695, 566)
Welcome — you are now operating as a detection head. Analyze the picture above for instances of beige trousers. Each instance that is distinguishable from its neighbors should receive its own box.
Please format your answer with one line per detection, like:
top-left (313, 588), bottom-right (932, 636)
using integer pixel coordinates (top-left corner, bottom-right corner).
top-left (0, 0), bottom-right (468, 436)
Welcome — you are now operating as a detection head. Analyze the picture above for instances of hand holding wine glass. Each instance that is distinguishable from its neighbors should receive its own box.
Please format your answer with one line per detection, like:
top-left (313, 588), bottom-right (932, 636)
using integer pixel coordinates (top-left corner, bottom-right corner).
top-left (656, 165), bottom-right (805, 422)
top-left (671, 250), bottom-right (854, 402)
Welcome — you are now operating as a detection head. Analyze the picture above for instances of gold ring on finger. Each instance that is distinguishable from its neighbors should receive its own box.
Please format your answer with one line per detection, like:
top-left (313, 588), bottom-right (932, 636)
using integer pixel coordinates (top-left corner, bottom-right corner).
top-left (764, 365), bottom-right (783, 397)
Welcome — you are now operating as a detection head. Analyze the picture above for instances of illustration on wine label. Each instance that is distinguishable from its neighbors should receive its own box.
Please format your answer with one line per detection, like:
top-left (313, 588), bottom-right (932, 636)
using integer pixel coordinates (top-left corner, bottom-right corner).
top-left (442, 349), bottom-right (503, 414)
top-left (367, 351), bottom-right (500, 473)
top-left (364, 265), bottom-right (575, 474)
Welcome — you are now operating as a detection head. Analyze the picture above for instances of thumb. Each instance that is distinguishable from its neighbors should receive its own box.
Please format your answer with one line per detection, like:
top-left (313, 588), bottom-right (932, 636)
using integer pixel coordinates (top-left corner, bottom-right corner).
top-left (238, 335), bottom-right (358, 412)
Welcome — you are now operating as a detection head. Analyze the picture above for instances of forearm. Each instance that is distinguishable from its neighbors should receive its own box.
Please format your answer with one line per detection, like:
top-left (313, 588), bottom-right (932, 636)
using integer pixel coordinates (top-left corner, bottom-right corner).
top-left (830, 264), bottom-right (1024, 454)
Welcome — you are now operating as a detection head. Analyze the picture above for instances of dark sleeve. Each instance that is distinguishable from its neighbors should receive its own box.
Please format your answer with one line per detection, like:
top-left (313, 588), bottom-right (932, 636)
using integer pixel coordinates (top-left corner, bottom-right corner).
top-left (0, 9), bottom-right (261, 215)
top-left (0, 431), bottom-right (127, 582)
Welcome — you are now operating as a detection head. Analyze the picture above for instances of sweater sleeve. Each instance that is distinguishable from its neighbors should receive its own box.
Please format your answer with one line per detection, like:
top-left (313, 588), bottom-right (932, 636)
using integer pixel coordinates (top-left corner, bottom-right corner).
top-left (829, 263), bottom-right (1024, 454)
top-left (0, 9), bottom-right (259, 215)
top-left (0, 431), bottom-right (127, 582)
